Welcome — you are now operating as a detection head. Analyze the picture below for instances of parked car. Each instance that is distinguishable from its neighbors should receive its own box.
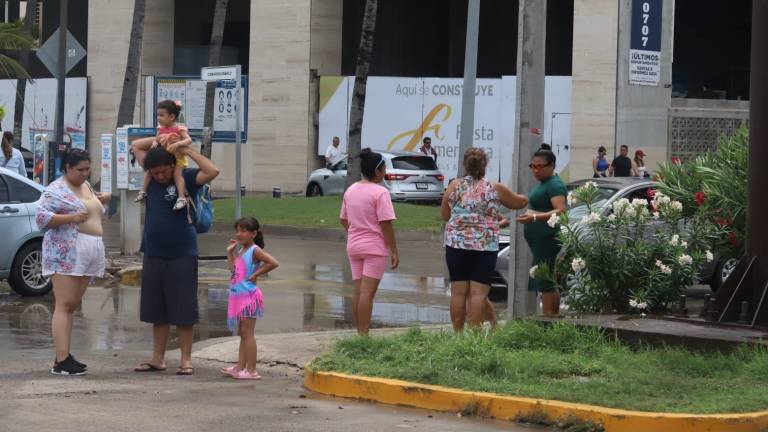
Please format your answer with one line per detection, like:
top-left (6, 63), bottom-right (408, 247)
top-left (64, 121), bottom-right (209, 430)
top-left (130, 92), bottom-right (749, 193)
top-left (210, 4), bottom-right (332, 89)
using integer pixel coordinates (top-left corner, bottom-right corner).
top-left (491, 177), bottom-right (738, 299)
top-left (0, 167), bottom-right (51, 296)
top-left (306, 151), bottom-right (445, 203)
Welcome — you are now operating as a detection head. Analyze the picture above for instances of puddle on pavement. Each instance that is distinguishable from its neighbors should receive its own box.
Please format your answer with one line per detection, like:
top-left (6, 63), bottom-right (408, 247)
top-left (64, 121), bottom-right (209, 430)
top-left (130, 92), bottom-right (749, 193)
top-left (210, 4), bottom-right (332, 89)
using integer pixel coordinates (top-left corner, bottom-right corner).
top-left (0, 263), bottom-right (508, 352)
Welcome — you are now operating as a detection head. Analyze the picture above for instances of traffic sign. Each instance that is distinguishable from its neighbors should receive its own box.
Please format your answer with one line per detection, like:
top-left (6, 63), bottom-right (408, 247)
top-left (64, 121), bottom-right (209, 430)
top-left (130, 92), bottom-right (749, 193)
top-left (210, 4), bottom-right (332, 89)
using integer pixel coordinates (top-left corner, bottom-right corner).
top-left (36, 29), bottom-right (86, 76)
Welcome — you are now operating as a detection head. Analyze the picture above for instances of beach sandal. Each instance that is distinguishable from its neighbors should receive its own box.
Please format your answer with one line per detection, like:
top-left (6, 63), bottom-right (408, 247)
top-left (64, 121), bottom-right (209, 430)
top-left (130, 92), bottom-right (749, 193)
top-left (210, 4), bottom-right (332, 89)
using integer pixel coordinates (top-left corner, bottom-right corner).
top-left (134, 362), bottom-right (166, 372)
top-left (232, 369), bottom-right (262, 380)
top-left (176, 366), bottom-right (194, 376)
top-left (220, 365), bottom-right (240, 377)
top-left (134, 191), bottom-right (148, 202)
top-left (173, 195), bottom-right (188, 211)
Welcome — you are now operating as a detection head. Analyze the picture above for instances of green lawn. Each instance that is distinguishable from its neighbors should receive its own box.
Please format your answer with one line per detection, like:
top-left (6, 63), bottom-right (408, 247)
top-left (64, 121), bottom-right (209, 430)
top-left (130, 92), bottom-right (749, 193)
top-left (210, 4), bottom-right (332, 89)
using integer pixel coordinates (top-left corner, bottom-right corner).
top-left (309, 321), bottom-right (768, 414)
top-left (214, 196), bottom-right (443, 232)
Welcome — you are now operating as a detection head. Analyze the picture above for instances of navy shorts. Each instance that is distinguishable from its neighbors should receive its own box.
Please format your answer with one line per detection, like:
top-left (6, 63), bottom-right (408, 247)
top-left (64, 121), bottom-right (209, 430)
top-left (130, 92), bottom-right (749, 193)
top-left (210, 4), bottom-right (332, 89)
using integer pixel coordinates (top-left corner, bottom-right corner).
top-left (140, 255), bottom-right (199, 326)
top-left (445, 246), bottom-right (497, 286)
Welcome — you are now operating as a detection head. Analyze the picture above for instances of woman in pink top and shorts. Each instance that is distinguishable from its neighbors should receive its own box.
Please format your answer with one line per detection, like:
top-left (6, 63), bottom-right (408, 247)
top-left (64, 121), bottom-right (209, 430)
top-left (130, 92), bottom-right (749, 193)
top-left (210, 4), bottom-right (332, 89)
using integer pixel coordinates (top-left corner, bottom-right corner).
top-left (340, 148), bottom-right (400, 336)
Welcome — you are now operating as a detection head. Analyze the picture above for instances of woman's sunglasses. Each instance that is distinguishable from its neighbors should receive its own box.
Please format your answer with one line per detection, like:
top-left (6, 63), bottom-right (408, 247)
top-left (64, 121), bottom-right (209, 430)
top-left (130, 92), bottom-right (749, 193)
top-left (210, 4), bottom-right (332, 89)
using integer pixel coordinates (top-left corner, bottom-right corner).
top-left (529, 163), bottom-right (551, 170)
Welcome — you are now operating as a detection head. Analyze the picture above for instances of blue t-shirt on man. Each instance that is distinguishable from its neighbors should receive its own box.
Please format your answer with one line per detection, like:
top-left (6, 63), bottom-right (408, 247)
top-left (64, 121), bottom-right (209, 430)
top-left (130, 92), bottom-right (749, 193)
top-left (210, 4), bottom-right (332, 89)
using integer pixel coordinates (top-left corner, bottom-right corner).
top-left (141, 168), bottom-right (200, 258)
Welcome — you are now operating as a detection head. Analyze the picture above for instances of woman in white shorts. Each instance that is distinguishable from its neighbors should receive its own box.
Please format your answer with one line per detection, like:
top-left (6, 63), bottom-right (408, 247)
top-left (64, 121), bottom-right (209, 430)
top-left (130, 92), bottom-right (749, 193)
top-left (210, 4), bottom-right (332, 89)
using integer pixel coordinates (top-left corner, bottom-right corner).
top-left (36, 149), bottom-right (110, 376)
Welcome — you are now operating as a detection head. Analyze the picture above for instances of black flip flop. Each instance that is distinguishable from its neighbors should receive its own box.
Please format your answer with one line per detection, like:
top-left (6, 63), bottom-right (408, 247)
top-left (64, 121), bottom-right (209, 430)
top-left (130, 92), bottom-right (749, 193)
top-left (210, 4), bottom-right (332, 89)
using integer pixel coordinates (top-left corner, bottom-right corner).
top-left (176, 366), bottom-right (194, 376)
top-left (134, 362), bottom-right (167, 372)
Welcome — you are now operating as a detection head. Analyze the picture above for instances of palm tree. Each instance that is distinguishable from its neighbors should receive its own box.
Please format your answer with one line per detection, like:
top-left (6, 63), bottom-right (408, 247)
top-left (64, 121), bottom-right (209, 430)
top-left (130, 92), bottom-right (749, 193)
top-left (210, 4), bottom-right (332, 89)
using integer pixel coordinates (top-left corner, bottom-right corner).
top-left (13, 0), bottom-right (38, 140)
top-left (0, 20), bottom-right (35, 79)
top-left (344, 0), bottom-right (378, 189)
top-left (115, 0), bottom-right (146, 128)
top-left (201, 0), bottom-right (230, 159)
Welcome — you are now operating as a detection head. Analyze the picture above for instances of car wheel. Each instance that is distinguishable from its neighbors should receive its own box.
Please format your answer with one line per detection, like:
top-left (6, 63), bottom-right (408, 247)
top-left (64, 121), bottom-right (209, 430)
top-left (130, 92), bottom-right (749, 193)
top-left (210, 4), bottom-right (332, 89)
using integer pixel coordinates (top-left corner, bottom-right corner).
top-left (306, 182), bottom-right (323, 197)
top-left (8, 242), bottom-right (52, 297)
top-left (710, 257), bottom-right (738, 293)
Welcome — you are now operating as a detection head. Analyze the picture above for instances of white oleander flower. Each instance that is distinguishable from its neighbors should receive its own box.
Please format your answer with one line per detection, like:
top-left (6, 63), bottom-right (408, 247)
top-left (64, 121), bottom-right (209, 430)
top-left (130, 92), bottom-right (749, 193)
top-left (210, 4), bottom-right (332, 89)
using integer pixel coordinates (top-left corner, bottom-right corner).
top-left (612, 198), bottom-right (631, 213)
top-left (571, 257), bottom-right (586, 272)
top-left (653, 193), bottom-right (671, 205)
top-left (655, 260), bottom-right (672, 275)
top-left (669, 234), bottom-right (680, 246)
top-left (705, 250), bottom-right (714, 262)
top-left (637, 302), bottom-right (648, 310)
top-left (632, 198), bottom-right (648, 208)
top-left (607, 214), bottom-right (617, 222)
top-left (584, 212), bottom-right (602, 225)
top-left (547, 213), bottom-right (559, 228)
top-left (629, 299), bottom-right (638, 308)
top-left (584, 181), bottom-right (598, 189)
top-left (652, 212), bottom-right (660, 220)
top-left (678, 254), bottom-right (693, 266)
top-left (560, 225), bottom-right (569, 236)
top-left (567, 192), bottom-right (575, 207)
top-left (529, 265), bottom-right (538, 278)
top-left (671, 201), bottom-right (684, 212)
top-left (681, 241), bottom-right (688, 249)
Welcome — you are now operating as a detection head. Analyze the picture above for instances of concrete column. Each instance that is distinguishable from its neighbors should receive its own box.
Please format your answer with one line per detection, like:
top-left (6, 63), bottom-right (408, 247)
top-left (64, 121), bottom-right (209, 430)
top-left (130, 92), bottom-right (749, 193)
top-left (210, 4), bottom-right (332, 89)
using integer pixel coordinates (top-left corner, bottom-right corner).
top-left (86, 0), bottom-right (174, 180)
top-left (211, 0), bottom-right (313, 194)
top-left (509, 0), bottom-right (546, 319)
top-left (569, 0), bottom-right (619, 180)
top-left (615, 0), bottom-right (675, 172)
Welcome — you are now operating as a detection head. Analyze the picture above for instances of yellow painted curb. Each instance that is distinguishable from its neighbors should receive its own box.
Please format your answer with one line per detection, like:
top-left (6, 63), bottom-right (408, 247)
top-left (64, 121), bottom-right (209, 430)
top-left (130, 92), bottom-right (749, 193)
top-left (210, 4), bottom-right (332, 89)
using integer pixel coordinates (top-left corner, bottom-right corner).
top-left (117, 267), bottom-right (142, 285)
top-left (304, 369), bottom-right (768, 432)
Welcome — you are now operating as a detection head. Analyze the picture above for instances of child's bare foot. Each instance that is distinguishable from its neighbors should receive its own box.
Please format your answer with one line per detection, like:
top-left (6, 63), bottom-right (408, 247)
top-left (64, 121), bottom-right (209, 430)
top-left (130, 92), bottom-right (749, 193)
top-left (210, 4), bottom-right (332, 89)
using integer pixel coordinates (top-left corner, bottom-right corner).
top-left (173, 196), bottom-right (188, 211)
top-left (134, 191), bottom-right (148, 202)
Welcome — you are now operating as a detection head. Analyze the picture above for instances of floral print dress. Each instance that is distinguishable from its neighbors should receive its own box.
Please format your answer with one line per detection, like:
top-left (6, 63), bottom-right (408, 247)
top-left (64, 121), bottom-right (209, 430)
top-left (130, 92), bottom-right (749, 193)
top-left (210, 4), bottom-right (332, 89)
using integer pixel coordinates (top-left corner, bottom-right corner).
top-left (444, 176), bottom-right (502, 252)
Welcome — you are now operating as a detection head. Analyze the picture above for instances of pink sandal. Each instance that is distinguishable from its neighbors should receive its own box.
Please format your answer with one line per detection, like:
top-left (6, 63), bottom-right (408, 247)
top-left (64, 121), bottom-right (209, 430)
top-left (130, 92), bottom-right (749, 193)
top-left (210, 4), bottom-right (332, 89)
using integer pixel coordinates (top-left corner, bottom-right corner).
top-left (232, 369), bottom-right (262, 380)
top-left (220, 365), bottom-right (239, 376)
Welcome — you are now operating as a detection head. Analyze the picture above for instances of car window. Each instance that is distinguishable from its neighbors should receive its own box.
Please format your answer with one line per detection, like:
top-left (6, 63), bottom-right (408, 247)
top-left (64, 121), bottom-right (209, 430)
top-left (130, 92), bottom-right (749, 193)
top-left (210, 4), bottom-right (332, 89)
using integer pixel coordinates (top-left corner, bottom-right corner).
top-left (333, 159), bottom-right (348, 171)
top-left (4, 175), bottom-right (40, 203)
top-left (391, 156), bottom-right (438, 171)
top-left (0, 176), bottom-right (9, 203)
top-left (566, 185), bottom-right (617, 221)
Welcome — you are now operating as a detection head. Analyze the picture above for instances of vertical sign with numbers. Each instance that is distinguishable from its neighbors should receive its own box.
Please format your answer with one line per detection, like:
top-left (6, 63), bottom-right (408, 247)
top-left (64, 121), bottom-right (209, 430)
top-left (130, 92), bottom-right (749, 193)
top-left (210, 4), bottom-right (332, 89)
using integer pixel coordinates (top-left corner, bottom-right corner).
top-left (629, 0), bottom-right (663, 86)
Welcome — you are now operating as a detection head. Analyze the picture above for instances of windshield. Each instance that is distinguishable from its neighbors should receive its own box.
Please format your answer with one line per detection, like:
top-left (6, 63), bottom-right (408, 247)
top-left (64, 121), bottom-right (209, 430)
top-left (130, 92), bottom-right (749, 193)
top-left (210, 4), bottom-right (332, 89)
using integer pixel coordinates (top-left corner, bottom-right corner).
top-left (567, 185), bottom-right (618, 221)
top-left (391, 156), bottom-right (438, 171)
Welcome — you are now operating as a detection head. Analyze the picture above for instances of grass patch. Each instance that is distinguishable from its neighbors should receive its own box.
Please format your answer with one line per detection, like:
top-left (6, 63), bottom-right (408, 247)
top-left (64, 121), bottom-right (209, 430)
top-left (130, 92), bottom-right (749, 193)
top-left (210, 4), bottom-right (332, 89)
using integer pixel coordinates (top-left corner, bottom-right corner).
top-left (214, 196), bottom-right (443, 232)
top-left (309, 321), bottom-right (768, 414)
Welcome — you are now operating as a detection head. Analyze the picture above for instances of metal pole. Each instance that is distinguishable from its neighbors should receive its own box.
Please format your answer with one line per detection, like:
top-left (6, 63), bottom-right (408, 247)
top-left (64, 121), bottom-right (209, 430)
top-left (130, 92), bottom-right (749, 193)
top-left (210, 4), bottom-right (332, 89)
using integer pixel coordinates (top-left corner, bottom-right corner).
top-left (235, 64), bottom-right (242, 220)
top-left (457, 0), bottom-right (480, 179)
top-left (508, 0), bottom-right (547, 319)
top-left (748, 0), bottom-right (768, 298)
top-left (54, 0), bottom-right (68, 147)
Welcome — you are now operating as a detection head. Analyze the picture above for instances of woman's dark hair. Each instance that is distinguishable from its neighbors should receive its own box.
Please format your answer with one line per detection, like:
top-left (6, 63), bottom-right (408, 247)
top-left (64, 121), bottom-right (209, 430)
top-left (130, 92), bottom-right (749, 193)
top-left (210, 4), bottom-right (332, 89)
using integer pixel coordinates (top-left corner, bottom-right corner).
top-left (1, 131), bottom-right (12, 162)
top-left (598, 146), bottom-right (606, 154)
top-left (61, 148), bottom-right (91, 173)
top-left (157, 99), bottom-right (181, 119)
top-left (143, 146), bottom-right (177, 170)
top-left (234, 217), bottom-right (265, 248)
top-left (359, 148), bottom-right (384, 181)
top-left (533, 143), bottom-right (556, 167)
top-left (463, 147), bottom-right (487, 180)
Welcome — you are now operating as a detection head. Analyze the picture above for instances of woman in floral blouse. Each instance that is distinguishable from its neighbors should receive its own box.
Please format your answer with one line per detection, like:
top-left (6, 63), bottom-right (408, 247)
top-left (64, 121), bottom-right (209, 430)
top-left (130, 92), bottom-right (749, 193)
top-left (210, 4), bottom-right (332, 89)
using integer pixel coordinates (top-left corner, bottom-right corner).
top-left (36, 149), bottom-right (110, 376)
top-left (441, 148), bottom-right (527, 331)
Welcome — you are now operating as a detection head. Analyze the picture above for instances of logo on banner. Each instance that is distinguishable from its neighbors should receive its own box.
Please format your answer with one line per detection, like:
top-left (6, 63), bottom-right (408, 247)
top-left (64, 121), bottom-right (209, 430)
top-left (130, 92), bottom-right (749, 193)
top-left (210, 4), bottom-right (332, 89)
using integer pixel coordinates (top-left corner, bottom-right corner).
top-left (386, 104), bottom-right (452, 152)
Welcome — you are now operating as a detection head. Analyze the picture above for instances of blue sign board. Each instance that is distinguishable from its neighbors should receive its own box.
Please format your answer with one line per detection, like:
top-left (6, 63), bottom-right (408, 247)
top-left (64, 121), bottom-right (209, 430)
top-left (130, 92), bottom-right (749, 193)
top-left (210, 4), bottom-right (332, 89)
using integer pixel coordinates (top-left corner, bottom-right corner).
top-left (629, 0), bottom-right (663, 86)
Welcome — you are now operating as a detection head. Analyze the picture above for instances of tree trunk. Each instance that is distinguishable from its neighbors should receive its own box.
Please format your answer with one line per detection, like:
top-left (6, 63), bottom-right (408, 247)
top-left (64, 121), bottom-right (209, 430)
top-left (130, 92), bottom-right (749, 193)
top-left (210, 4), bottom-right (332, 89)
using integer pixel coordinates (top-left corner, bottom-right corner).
top-left (12, 0), bottom-right (36, 143)
top-left (344, 0), bottom-right (378, 190)
top-left (115, 0), bottom-right (146, 128)
top-left (200, 0), bottom-right (229, 159)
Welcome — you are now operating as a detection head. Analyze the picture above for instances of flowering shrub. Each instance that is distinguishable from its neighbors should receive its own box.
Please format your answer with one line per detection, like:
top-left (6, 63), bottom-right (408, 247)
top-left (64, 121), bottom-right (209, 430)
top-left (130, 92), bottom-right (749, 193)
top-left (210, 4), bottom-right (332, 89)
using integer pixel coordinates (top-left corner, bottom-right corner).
top-left (656, 127), bottom-right (747, 258)
top-left (538, 181), bottom-right (720, 314)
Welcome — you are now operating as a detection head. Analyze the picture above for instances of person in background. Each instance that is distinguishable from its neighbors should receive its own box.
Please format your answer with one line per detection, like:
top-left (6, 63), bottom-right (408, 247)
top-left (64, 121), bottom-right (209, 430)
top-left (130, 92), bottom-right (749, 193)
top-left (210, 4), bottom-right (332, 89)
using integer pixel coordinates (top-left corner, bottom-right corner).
top-left (340, 148), bottom-right (399, 336)
top-left (609, 145), bottom-right (638, 177)
top-left (0, 132), bottom-right (27, 177)
top-left (592, 146), bottom-right (609, 178)
top-left (516, 144), bottom-right (568, 317)
top-left (442, 148), bottom-right (528, 331)
top-left (325, 136), bottom-right (344, 168)
top-left (419, 137), bottom-right (438, 162)
top-left (633, 149), bottom-right (650, 178)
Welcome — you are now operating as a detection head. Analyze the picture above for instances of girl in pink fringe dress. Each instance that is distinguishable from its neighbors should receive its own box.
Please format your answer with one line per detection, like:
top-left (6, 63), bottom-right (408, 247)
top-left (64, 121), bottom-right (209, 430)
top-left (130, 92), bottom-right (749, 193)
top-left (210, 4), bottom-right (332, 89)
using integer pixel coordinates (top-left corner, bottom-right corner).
top-left (221, 217), bottom-right (279, 380)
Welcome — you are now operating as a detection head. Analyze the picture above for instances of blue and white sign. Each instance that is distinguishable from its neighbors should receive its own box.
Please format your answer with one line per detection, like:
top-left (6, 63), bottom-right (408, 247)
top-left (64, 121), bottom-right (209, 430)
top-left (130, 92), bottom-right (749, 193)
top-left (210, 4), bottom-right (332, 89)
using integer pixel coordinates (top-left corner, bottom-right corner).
top-left (629, 0), bottom-right (662, 86)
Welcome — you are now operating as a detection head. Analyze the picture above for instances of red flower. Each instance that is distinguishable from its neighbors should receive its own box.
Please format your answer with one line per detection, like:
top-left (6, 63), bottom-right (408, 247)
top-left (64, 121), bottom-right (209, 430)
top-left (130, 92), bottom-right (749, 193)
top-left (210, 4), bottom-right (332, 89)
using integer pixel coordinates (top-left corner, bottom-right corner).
top-left (728, 231), bottom-right (739, 246)
top-left (694, 192), bottom-right (706, 206)
top-left (715, 218), bottom-right (734, 228)
top-left (646, 188), bottom-right (656, 198)
top-left (671, 157), bottom-right (682, 165)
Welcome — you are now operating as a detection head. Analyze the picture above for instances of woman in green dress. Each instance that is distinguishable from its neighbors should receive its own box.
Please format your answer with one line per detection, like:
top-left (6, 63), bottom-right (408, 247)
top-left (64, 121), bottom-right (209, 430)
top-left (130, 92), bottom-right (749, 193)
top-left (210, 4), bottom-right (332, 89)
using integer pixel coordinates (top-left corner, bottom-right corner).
top-left (515, 144), bottom-right (568, 317)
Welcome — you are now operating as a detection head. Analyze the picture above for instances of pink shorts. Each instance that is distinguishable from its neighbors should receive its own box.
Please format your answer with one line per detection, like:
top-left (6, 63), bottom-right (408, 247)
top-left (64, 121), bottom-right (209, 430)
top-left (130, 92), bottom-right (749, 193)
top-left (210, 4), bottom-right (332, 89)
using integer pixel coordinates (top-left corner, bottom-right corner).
top-left (348, 254), bottom-right (388, 280)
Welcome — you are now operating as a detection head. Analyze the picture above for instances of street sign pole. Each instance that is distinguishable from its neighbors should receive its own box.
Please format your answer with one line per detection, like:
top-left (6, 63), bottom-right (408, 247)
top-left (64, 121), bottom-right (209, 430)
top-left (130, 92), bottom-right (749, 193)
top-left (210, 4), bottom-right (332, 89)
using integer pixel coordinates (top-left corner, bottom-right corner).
top-left (54, 0), bottom-right (68, 148)
top-left (201, 65), bottom-right (243, 219)
top-left (234, 64), bottom-right (242, 220)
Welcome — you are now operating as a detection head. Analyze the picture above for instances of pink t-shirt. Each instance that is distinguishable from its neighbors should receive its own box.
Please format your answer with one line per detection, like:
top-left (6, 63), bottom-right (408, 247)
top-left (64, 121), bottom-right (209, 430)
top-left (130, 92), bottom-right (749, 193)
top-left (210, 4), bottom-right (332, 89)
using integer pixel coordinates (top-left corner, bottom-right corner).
top-left (340, 182), bottom-right (397, 257)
